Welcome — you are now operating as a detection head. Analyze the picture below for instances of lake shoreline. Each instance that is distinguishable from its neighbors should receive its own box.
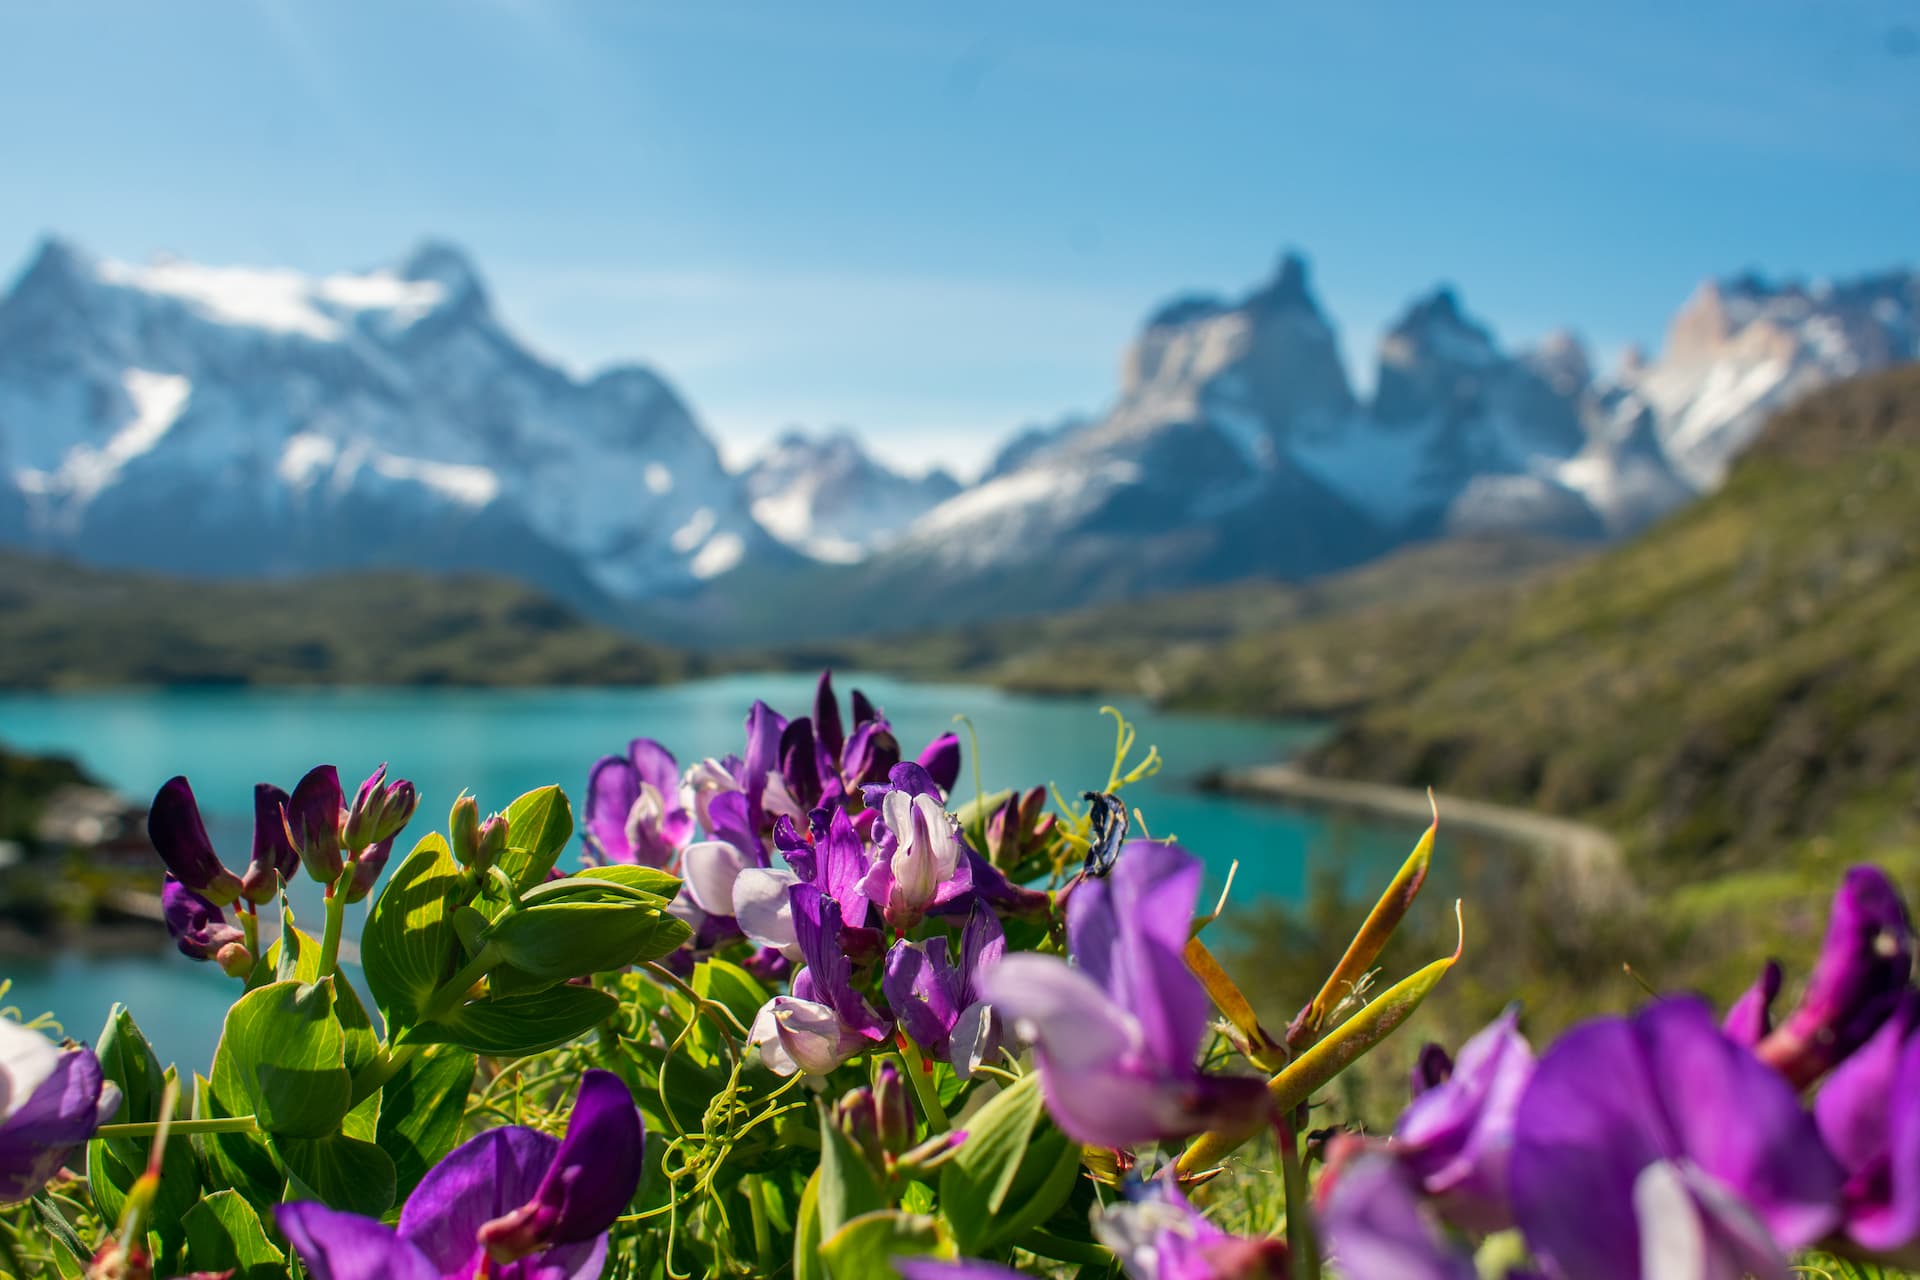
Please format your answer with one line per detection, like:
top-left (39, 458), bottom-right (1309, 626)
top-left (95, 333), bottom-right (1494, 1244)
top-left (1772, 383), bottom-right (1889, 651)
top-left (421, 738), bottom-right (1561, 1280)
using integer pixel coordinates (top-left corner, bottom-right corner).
top-left (1198, 762), bottom-right (1623, 879)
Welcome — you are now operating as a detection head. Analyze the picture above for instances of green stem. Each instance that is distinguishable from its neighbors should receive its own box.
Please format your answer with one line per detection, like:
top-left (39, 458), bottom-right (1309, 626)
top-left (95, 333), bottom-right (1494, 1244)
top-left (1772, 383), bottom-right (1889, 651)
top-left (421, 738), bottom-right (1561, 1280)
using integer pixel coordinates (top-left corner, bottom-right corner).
top-left (95, 1115), bottom-right (259, 1139)
top-left (240, 904), bottom-right (259, 960)
top-left (1280, 1118), bottom-right (1321, 1280)
top-left (317, 857), bottom-right (360, 977)
top-left (421, 943), bottom-right (502, 1022)
top-left (893, 1044), bottom-right (950, 1133)
top-left (1014, 1228), bottom-right (1112, 1266)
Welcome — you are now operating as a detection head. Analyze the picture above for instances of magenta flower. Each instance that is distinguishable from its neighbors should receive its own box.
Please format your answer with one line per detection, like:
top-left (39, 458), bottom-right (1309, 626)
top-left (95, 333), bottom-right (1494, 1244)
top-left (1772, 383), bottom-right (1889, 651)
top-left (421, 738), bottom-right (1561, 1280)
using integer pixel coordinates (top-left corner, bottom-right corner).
top-left (1812, 990), bottom-right (1920, 1253)
top-left (749, 884), bottom-right (890, 1077)
top-left (584, 739), bottom-right (691, 867)
top-left (882, 906), bottom-right (1006, 1076)
top-left (1509, 996), bottom-right (1843, 1280)
top-left (277, 1069), bottom-right (642, 1280)
top-left (343, 762), bottom-right (418, 852)
top-left (1320, 1154), bottom-right (1478, 1280)
top-left (983, 842), bottom-right (1270, 1148)
top-left (146, 776), bottom-right (244, 905)
top-left (1392, 1007), bottom-right (1534, 1232)
top-left (1754, 866), bottom-right (1913, 1087)
top-left (860, 769), bottom-right (973, 929)
top-left (161, 876), bottom-right (245, 961)
top-left (0, 1019), bottom-right (120, 1204)
top-left (1722, 960), bottom-right (1783, 1049)
top-left (1095, 1176), bottom-right (1289, 1280)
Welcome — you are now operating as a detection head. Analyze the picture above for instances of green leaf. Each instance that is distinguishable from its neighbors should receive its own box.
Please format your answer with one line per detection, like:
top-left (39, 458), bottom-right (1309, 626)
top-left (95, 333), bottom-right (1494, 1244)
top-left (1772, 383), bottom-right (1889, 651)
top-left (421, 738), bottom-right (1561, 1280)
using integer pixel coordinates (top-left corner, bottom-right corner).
top-left (819, 1210), bottom-right (953, 1280)
top-left (937, 1073), bottom-right (1079, 1253)
top-left (404, 982), bottom-right (617, 1056)
top-left (249, 925), bottom-right (323, 990)
top-left (363, 833), bottom-right (464, 1026)
top-left (794, 1169), bottom-right (825, 1280)
top-left (181, 1190), bottom-right (286, 1280)
top-left (482, 900), bottom-right (691, 979)
top-left (273, 1131), bottom-right (398, 1218)
top-left (276, 888), bottom-right (304, 984)
top-left (194, 1071), bottom-right (284, 1220)
top-left (93, 1004), bottom-right (165, 1124)
top-left (693, 958), bottom-right (771, 1032)
top-left (376, 1045), bottom-right (477, 1201)
top-left (86, 1131), bottom-right (199, 1268)
top-left (498, 785), bottom-right (573, 895)
top-left (817, 1101), bottom-right (887, 1239)
top-left (574, 864), bottom-right (682, 898)
top-left (211, 978), bottom-right (352, 1139)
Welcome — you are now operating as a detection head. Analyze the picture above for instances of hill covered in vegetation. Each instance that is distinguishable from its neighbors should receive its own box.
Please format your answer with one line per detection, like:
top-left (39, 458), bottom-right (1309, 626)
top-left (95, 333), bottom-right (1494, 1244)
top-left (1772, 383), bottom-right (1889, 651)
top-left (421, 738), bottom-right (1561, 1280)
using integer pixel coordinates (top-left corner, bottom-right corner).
top-left (0, 553), bottom-right (699, 688)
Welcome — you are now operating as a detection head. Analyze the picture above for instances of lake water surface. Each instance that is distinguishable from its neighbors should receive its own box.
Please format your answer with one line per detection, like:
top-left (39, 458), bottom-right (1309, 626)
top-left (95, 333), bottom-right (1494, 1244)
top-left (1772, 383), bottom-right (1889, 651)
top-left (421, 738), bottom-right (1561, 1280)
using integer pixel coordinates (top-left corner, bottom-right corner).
top-left (0, 674), bottom-right (1437, 1067)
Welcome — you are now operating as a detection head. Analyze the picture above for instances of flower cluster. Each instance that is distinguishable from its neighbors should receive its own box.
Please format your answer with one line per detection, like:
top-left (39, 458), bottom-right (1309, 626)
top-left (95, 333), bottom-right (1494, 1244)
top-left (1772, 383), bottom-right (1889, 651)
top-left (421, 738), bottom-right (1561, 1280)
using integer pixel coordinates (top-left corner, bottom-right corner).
top-left (1320, 865), bottom-right (1920, 1279)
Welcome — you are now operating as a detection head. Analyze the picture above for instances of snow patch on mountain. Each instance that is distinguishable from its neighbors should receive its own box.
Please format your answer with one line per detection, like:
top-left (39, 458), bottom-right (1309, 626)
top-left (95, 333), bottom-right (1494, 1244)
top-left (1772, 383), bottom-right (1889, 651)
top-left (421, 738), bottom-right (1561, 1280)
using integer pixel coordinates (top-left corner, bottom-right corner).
top-left (741, 429), bottom-right (959, 563)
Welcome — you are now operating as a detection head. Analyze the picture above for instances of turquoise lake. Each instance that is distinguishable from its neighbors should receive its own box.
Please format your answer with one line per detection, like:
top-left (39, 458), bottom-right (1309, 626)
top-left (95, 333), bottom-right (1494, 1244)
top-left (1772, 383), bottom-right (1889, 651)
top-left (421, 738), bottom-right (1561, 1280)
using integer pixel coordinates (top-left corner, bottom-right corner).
top-left (0, 674), bottom-right (1440, 1069)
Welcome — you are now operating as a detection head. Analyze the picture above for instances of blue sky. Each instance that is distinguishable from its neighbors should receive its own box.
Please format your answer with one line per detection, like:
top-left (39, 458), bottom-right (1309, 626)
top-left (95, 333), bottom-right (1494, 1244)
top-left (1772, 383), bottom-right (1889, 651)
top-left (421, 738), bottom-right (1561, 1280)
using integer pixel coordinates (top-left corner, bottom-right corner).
top-left (3, 1), bottom-right (1916, 474)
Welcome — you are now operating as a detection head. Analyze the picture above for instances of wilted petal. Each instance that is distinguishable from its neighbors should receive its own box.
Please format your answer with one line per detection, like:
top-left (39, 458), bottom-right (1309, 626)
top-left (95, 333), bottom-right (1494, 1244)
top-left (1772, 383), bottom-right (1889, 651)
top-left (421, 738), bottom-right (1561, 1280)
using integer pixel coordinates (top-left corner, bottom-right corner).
top-left (1319, 1154), bottom-right (1477, 1280)
top-left (277, 1203), bottom-right (441, 1280)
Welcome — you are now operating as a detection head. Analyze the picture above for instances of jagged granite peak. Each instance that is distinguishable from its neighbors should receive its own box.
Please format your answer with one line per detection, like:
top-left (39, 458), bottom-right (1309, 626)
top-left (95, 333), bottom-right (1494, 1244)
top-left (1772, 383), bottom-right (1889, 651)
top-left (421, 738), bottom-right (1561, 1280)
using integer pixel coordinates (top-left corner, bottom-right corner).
top-left (0, 237), bottom-right (782, 602)
top-left (741, 427), bottom-right (960, 564)
top-left (1632, 264), bottom-right (1920, 488)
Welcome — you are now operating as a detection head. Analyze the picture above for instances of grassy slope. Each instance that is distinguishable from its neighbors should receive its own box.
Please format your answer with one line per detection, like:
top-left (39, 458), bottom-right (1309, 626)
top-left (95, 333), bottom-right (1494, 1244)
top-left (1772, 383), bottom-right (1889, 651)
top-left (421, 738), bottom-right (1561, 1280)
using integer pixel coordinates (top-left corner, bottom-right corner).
top-left (0, 553), bottom-right (699, 688)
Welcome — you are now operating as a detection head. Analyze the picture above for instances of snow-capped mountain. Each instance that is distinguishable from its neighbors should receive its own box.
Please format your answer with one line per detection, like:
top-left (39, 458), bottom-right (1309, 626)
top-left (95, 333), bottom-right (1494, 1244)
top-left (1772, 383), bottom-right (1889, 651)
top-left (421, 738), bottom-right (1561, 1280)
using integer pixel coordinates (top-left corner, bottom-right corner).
top-left (0, 237), bottom-right (784, 602)
top-left (739, 429), bottom-right (959, 563)
top-left (842, 256), bottom-right (1918, 625)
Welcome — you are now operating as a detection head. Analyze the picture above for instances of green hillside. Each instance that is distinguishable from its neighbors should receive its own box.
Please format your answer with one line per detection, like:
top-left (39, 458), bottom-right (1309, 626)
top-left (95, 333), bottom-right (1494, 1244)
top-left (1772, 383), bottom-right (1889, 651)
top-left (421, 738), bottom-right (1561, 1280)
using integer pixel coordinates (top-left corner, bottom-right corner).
top-left (0, 553), bottom-right (699, 688)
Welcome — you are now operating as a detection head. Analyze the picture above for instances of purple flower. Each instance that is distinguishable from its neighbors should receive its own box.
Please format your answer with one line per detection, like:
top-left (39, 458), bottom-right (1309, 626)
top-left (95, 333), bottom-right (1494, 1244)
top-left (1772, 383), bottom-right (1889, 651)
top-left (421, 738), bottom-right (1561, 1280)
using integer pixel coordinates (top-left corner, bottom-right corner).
top-left (238, 782), bottom-right (299, 904)
top-left (146, 776), bottom-right (244, 905)
top-left (983, 842), bottom-right (1270, 1148)
top-left (1410, 1042), bottom-right (1454, 1098)
top-left (161, 875), bottom-right (245, 961)
top-left (343, 763), bottom-right (418, 853)
top-left (343, 834), bottom-right (396, 904)
top-left (882, 906), bottom-right (1006, 1077)
top-left (1320, 1154), bottom-right (1477, 1280)
top-left (1722, 960), bottom-right (1783, 1049)
top-left (1756, 866), bottom-right (1914, 1087)
top-left (0, 1019), bottom-right (120, 1204)
top-left (277, 1069), bottom-right (642, 1280)
top-left (860, 781), bottom-right (972, 930)
top-left (782, 807), bottom-right (875, 931)
top-left (749, 883), bottom-right (890, 1077)
top-left (1509, 996), bottom-right (1843, 1280)
top-left (894, 1262), bottom-right (1030, 1280)
top-left (1095, 1176), bottom-right (1289, 1280)
top-left (916, 731), bottom-right (963, 798)
top-left (1392, 1007), bottom-right (1534, 1233)
top-left (284, 764), bottom-right (346, 884)
top-left (1813, 990), bottom-right (1920, 1252)
top-left (584, 739), bottom-right (691, 867)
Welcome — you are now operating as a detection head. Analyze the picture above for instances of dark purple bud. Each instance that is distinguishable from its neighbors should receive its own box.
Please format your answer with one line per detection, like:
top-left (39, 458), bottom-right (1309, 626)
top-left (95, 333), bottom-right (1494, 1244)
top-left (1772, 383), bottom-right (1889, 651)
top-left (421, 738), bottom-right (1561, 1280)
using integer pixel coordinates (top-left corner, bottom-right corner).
top-left (1410, 1042), bottom-right (1454, 1098)
top-left (841, 721), bottom-right (901, 790)
top-left (1724, 960), bottom-right (1784, 1049)
top-left (476, 1069), bottom-right (644, 1260)
top-left (474, 813), bottom-right (509, 872)
top-left (1760, 867), bottom-right (1915, 1087)
top-left (916, 732), bottom-right (962, 796)
top-left (342, 835), bottom-right (395, 904)
top-left (343, 764), bottom-right (418, 852)
top-left (851, 688), bottom-right (880, 726)
top-left (833, 1084), bottom-right (885, 1167)
top-left (779, 718), bottom-right (822, 811)
top-left (238, 783), bottom-right (297, 905)
top-left (813, 670), bottom-right (846, 766)
top-left (284, 765), bottom-right (345, 884)
top-left (147, 777), bottom-right (242, 906)
top-left (161, 876), bottom-right (245, 961)
top-left (743, 945), bottom-right (793, 985)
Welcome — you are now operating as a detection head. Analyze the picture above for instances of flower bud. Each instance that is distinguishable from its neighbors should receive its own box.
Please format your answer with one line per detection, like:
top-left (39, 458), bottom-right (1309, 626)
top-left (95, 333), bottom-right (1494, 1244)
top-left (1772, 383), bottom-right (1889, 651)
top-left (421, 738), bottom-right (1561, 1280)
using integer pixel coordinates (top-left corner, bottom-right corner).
top-left (344, 764), bottom-right (418, 852)
top-left (215, 941), bottom-right (255, 978)
top-left (833, 1084), bottom-right (885, 1168)
top-left (342, 835), bottom-right (395, 904)
top-left (874, 1059), bottom-right (913, 1155)
top-left (146, 777), bottom-right (243, 906)
top-left (162, 877), bottom-right (245, 961)
top-left (474, 813), bottom-right (510, 872)
top-left (87, 1241), bottom-right (151, 1280)
top-left (450, 793), bottom-right (482, 864)
top-left (283, 765), bottom-right (345, 884)
top-left (240, 782), bottom-right (297, 906)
